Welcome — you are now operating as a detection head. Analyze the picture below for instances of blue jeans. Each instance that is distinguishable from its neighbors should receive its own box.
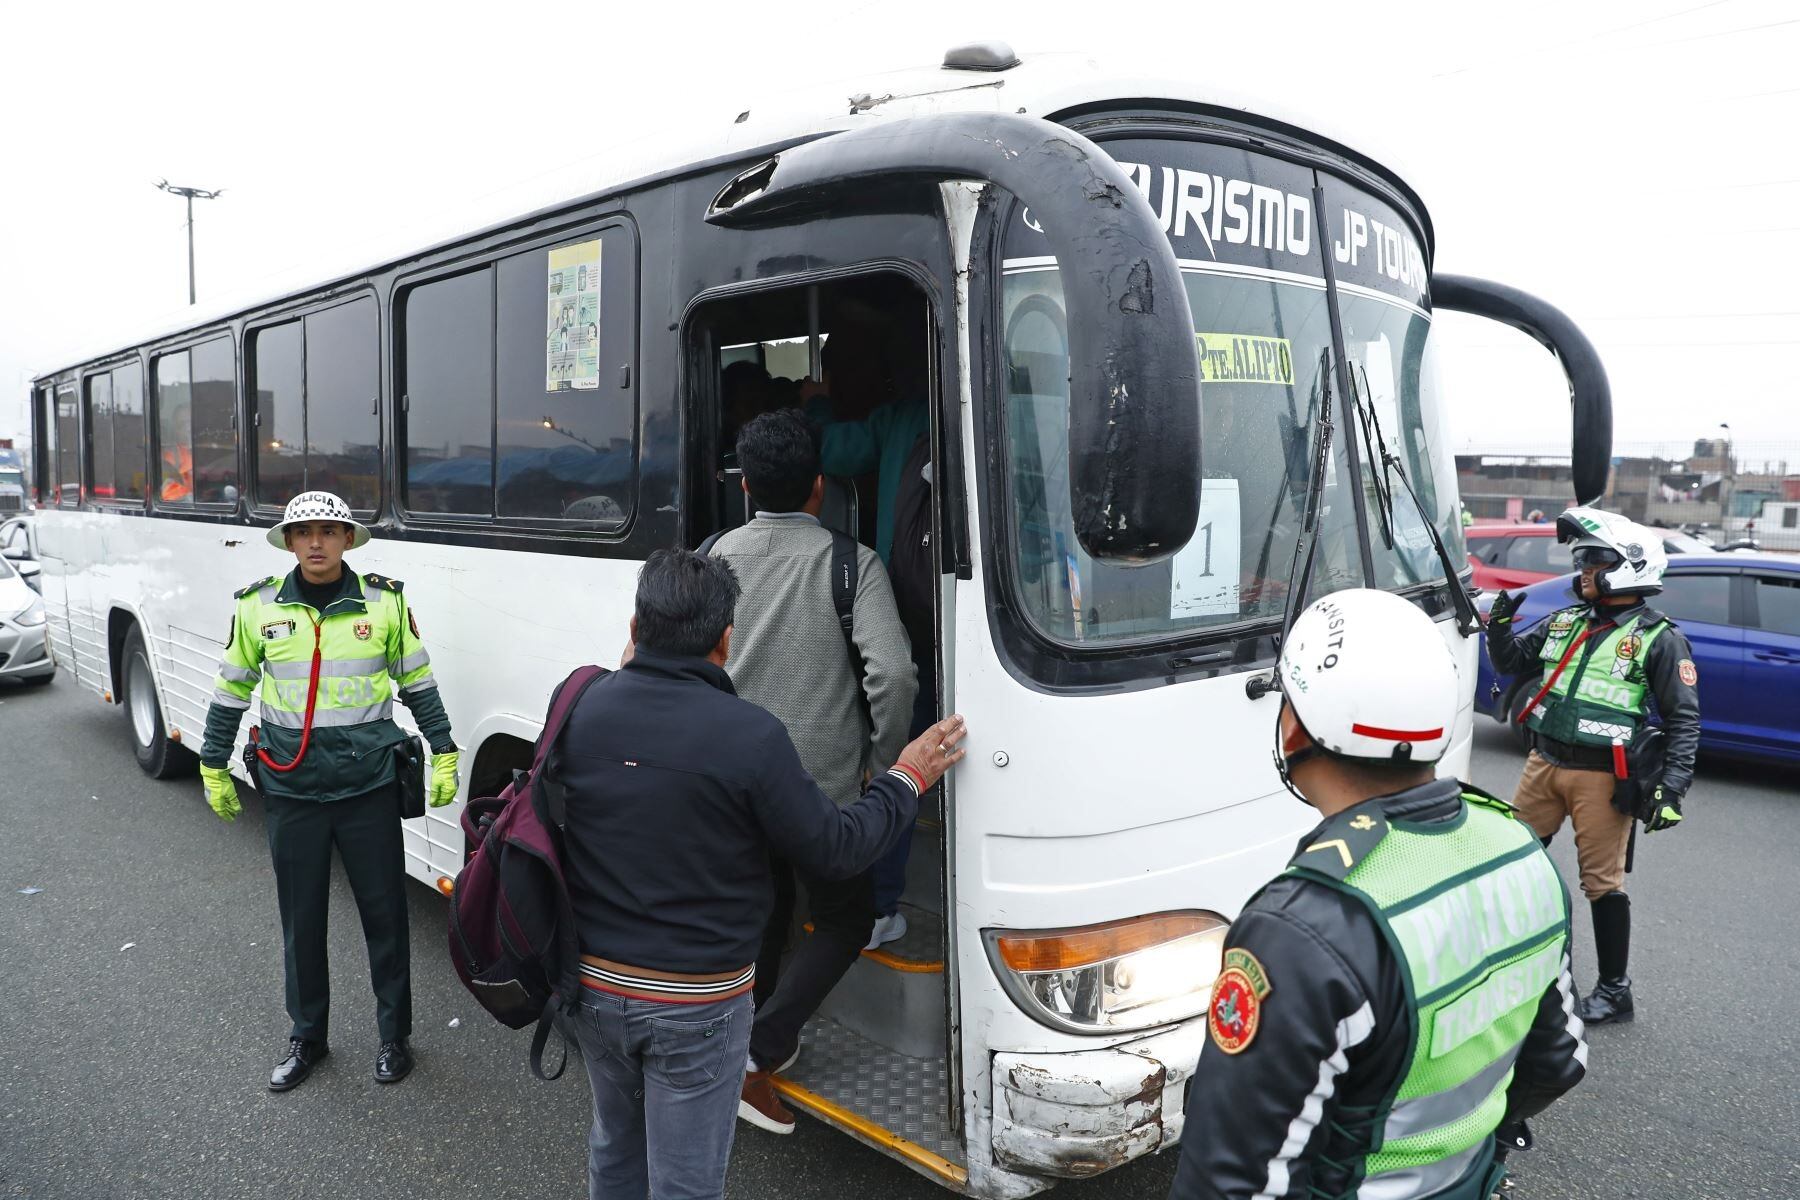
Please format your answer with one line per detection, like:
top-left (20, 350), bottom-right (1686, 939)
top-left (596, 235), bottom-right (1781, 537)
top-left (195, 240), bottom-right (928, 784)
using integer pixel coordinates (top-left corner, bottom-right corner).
top-left (567, 990), bottom-right (753, 1200)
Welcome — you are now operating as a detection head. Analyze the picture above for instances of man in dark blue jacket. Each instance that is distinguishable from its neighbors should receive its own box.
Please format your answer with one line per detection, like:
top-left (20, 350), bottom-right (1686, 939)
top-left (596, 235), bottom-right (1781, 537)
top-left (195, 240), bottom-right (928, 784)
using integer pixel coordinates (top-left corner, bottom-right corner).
top-left (553, 549), bottom-right (966, 1200)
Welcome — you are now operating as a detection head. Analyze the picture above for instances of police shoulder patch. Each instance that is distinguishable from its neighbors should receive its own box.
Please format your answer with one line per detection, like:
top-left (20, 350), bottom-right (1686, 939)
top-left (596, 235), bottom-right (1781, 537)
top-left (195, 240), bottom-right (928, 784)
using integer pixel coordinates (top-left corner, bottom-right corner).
top-left (1679, 659), bottom-right (1698, 686)
top-left (362, 572), bottom-right (404, 593)
top-left (1292, 801), bottom-right (1390, 879)
top-left (1208, 947), bottom-right (1272, 1054)
top-left (234, 575), bottom-right (277, 600)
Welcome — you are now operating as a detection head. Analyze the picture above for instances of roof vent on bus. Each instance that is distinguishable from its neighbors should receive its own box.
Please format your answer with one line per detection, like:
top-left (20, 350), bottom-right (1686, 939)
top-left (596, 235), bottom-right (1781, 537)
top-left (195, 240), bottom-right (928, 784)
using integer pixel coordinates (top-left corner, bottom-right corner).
top-left (943, 41), bottom-right (1020, 72)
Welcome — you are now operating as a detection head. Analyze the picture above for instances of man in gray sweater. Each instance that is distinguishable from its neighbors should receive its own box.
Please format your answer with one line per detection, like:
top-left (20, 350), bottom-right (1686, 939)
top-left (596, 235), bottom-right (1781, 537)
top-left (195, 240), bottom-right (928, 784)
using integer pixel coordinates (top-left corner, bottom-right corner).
top-left (712, 409), bottom-right (918, 1135)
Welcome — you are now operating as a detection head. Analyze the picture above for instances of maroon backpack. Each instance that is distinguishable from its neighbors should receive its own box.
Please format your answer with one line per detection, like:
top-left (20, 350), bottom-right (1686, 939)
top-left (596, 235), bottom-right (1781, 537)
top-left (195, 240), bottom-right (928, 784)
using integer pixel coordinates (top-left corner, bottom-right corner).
top-left (449, 664), bottom-right (609, 1079)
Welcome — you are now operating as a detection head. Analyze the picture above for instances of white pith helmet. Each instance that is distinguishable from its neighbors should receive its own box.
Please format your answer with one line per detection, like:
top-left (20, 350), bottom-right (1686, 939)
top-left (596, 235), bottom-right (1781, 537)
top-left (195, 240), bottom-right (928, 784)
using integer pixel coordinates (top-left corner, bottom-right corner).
top-left (1555, 505), bottom-right (1667, 596)
top-left (1277, 588), bottom-right (1460, 765)
top-left (266, 490), bottom-right (371, 550)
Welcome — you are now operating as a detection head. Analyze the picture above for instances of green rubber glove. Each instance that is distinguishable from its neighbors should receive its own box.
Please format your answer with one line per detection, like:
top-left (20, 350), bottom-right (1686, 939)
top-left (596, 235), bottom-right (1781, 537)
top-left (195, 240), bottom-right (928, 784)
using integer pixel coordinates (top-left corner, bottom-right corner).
top-left (429, 751), bottom-right (460, 808)
top-left (1645, 786), bottom-right (1683, 833)
top-left (200, 764), bottom-right (240, 822)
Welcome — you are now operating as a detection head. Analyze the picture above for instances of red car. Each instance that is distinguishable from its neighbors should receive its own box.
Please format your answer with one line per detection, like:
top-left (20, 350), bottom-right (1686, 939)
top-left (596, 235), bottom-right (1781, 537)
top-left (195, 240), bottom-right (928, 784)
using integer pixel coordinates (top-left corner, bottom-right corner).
top-left (1466, 522), bottom-right (1724, 591)
top-left (1465, 523), bottom-right (1563, 591)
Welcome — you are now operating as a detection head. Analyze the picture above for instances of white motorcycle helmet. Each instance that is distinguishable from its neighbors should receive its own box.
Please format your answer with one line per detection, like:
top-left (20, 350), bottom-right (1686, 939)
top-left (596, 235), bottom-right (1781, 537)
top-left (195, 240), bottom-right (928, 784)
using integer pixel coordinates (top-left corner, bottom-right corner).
top-left (1555, 505), bottom-right (1666, 596)
top-left (1274, 589), bottom-right (1461, 795)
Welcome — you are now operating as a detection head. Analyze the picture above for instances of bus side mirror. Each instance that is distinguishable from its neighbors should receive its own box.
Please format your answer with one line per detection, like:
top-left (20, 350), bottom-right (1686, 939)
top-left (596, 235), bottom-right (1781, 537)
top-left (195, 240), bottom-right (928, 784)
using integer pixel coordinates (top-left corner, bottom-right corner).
top-left (706, 112), bottom-right (1202, 564)
top-left (1430, 275), bottom-right (1613, 504)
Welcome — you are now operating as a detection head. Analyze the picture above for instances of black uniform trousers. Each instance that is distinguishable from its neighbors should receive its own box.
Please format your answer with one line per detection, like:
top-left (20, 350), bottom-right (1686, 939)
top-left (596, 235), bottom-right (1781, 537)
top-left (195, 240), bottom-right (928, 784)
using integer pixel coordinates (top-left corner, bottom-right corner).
top-left (264, 787), bottom-right (411, 1045)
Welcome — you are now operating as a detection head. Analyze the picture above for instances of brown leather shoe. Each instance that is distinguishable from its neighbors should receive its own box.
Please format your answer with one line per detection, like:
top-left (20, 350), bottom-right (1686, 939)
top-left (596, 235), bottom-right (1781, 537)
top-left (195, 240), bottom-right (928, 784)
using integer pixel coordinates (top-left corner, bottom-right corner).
top-left (738, 1070), bottom-right (796, 1134)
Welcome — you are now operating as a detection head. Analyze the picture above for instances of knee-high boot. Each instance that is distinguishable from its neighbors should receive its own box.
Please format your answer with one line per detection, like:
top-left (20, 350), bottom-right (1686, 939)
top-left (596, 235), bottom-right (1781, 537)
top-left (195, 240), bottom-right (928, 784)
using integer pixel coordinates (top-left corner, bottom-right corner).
top-left (1576, 890), bottom-right (1634, 1024)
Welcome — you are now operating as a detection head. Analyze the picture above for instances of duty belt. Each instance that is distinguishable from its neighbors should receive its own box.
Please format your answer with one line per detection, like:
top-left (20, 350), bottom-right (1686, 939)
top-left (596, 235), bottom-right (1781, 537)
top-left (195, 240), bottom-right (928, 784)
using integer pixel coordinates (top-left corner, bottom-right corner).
top-left (1531, 732), bottom-right (1616, 773)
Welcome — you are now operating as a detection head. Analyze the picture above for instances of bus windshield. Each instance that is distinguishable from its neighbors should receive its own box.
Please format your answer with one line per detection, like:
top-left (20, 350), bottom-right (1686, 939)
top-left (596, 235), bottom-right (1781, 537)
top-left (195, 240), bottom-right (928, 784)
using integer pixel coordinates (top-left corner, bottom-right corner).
top-left (998, 136), bottom-right (1461, 646)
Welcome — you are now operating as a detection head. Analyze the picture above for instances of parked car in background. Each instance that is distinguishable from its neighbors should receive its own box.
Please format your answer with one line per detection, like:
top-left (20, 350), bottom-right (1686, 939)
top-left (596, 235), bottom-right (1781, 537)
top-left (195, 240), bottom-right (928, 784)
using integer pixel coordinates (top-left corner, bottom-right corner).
top-left (0, 519), bottom-right (42, 593)
top-left (1465, 523), bottom-right (1563, 591)
top-left (1475, 553), bottom-right (1800, 765)
top-left (0, 549), bottom-right (54, 686)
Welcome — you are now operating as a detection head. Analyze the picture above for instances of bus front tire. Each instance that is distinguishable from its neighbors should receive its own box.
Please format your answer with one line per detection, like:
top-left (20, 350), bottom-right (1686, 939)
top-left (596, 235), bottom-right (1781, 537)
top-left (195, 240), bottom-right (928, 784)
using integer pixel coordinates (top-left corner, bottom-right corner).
top-left (122, 626), bottom-right (196, 780)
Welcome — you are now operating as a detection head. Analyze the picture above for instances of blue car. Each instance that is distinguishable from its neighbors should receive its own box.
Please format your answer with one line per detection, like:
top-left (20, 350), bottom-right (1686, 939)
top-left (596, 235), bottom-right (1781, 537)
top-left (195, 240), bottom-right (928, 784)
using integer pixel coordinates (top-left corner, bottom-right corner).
top-left (1475, 552), bottom-right (1800, 765)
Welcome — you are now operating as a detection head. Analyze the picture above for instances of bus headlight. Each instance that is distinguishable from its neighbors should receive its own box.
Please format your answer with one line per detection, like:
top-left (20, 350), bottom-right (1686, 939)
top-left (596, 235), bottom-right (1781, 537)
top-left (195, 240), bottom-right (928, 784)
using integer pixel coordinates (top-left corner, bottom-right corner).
top-left (984, 911), bottom-right (1229, 1034)
top-left (12, 596), bottom-right (46, 627)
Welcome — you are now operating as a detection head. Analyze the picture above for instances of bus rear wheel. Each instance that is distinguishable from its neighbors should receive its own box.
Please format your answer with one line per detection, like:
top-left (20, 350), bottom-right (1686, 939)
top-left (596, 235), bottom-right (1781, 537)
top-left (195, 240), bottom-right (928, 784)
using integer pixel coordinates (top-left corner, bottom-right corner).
top-left (122, 626), bottom-right (196, 780)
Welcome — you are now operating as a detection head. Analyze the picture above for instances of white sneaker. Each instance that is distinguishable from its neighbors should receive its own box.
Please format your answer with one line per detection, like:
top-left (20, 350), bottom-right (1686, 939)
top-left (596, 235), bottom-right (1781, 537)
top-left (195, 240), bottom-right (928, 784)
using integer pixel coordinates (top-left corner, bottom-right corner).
top-left (866, 911), bottom-right (908, 951)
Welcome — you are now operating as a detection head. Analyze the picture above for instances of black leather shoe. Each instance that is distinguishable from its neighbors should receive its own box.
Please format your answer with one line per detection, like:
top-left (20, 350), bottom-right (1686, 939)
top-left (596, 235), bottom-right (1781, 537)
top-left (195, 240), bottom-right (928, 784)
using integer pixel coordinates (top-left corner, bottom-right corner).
top-left (374, 1039), bottom-right (413, 1084)
top-left (1577, 976), bottom-right (1635, 1024)
top-left (269, 1038), bottom-right (328, 1092)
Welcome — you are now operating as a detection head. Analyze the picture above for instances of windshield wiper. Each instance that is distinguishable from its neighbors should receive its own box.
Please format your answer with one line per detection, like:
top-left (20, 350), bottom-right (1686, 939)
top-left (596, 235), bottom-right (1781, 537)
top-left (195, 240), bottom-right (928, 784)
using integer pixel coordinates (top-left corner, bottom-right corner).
top-left (1351, 364), bottom-right (1398, 553)
top-left (1280, 347), bottom-right (1338, 641)
top-left (1345, 365), bottom-right (1481, 636)
top-left (1248, 348), bottom-right (1336, 701)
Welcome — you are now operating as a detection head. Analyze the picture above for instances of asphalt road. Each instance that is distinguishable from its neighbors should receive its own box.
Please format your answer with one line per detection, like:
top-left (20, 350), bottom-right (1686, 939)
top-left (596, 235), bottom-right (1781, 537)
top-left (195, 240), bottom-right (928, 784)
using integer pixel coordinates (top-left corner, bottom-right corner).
top-left (2, 671), bottom-right (1795, 1200)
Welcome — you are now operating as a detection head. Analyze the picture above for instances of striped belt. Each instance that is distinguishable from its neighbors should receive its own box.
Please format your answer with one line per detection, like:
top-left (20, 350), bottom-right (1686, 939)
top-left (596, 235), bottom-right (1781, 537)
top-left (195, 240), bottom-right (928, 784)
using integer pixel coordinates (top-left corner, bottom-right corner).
top-left (578, 955), bottom-right (755, 1005)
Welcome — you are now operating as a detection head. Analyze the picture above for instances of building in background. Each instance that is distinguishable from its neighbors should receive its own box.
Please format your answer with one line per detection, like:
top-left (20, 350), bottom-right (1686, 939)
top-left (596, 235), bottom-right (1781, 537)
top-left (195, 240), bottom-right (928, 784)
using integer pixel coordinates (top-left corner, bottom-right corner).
top-left (1456, 439), bottom-right (1798, 550)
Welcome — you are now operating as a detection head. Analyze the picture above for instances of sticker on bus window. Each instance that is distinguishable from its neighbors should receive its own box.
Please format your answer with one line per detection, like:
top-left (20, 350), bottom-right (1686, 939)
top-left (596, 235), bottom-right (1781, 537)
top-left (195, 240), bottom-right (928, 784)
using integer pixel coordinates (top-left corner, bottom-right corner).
top-left (1194, 333), bottom-right (1294, 386)
top-left (1170, 480), bottom-right (1242, 619)
top-left (546, 239), bottom-right (602, 391)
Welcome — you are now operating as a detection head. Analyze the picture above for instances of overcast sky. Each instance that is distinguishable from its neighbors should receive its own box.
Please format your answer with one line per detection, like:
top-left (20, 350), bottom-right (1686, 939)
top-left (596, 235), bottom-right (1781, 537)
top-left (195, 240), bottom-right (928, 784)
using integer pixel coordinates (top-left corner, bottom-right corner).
top-left (2, 0), bottom-right (1796, 461)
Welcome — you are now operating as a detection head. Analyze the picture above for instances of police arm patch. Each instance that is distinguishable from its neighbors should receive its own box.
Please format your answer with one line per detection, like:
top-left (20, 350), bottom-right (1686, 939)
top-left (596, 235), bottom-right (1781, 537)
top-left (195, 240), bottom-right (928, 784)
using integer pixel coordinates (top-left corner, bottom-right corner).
top-left (1208, 947), bottom-right (1272, 1054)
top-left (1678, 659), bottom-right (1698, 686)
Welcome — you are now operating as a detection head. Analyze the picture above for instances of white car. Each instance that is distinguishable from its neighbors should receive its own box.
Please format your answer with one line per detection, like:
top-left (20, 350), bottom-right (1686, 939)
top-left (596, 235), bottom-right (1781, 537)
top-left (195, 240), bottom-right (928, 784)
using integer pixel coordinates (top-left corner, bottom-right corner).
top-left (0, 551), bottom-right (54, 686)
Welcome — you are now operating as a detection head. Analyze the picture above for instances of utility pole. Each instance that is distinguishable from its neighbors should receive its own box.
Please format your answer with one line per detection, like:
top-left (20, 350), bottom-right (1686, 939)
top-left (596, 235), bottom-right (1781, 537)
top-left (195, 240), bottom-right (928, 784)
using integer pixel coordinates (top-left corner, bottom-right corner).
top-left (154, 180), bottom-right (224, 305)
top-left (1719, 422), bottom-right (1734, 537)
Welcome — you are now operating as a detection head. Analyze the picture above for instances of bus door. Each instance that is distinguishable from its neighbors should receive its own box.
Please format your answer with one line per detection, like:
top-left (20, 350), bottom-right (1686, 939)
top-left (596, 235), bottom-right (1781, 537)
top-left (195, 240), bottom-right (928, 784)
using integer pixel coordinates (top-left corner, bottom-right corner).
top-left (683, 265), bottom-right (969, 1183)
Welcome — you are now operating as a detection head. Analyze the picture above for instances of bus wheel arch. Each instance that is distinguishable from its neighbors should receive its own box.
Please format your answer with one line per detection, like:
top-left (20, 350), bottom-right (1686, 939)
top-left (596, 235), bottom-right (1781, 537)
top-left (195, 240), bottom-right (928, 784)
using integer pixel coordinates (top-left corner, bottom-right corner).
top-left (469, 733), bottom-right (535, 800)
top-left (115, 618), bottom-right (196, 780)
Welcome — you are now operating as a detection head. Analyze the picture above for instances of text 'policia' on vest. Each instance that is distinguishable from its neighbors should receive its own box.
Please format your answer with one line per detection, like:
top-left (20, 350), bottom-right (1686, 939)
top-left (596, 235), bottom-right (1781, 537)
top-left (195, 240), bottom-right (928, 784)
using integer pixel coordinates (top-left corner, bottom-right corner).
top-left (1170, 588), bottom-right (1587, 1200)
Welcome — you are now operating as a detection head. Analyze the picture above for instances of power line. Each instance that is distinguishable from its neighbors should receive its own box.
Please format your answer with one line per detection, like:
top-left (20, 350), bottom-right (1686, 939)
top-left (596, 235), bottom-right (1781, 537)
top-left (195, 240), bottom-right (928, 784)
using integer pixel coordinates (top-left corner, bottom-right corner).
top-left (1434, 11), bottom-right (1800, 78)
top-left (1632, 13), bottom-right (1800, 49)
top-left (1580, 311), bottom-right (1800, 320)
top-left (1595, 0), bottom-right (1742, 39)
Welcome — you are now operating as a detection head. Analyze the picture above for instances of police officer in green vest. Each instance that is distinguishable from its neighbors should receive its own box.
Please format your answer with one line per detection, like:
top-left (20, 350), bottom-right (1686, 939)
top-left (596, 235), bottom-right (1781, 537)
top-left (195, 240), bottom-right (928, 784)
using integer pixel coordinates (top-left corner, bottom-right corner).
top-left (198, 491), bottom-right (461, 1091)
top-left (1487, 505), bottom-right (1699, 1026)
top-left (1171, 589), bottom-right (1587, 1200)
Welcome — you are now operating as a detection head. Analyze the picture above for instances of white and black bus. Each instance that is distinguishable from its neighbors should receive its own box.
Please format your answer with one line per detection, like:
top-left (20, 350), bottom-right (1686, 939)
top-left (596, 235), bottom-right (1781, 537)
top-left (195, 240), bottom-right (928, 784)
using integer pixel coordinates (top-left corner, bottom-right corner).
top-left (25, 46), bottom-right (1610, 1196)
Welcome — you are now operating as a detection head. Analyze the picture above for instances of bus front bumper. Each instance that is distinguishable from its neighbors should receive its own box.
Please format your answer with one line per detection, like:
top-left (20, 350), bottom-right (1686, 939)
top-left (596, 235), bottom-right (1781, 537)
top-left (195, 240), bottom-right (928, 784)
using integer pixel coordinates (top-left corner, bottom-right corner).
top-left (991, 1017), bottom-right (1209, 1180)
